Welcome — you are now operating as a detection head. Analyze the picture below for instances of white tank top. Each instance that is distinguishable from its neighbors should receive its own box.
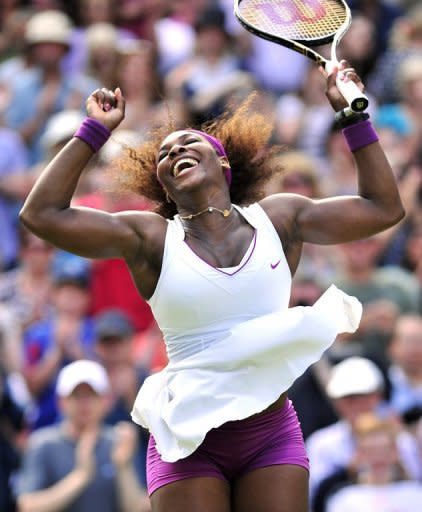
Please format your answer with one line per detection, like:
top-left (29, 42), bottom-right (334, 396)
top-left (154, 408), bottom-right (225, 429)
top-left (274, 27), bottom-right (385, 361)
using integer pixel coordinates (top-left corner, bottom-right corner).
top-left (148, 203), bottom-right (292, 362)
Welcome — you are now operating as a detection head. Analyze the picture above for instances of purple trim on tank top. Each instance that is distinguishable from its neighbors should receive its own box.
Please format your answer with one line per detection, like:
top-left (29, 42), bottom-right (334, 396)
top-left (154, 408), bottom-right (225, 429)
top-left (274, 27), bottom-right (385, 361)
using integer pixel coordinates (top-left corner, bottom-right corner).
top-left (183, 230), bottom-right (257, 277)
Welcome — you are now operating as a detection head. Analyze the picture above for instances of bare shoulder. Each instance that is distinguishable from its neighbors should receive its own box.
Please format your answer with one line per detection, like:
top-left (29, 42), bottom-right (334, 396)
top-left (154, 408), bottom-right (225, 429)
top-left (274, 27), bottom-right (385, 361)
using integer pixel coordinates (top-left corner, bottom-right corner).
top-left (259, 193), bottom-right (312, 239)
top-left (114, 210), bottom-right (168, 236)
top-left (113, 210), bottom-right (168, 259)
top-left (113, 210), bottom-right (170, 299)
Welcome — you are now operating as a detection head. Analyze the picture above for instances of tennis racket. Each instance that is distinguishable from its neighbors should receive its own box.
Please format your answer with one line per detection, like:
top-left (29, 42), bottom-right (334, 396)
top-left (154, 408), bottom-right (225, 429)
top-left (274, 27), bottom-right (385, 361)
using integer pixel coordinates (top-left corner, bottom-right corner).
top-left (234, 0), bottom-right (369, 112)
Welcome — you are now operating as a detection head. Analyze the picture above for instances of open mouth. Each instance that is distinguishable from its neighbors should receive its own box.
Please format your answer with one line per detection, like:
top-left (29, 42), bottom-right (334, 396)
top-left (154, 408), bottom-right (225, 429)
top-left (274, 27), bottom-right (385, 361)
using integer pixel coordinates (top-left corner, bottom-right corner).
top-left (172, 158), bottom-right (199, 177)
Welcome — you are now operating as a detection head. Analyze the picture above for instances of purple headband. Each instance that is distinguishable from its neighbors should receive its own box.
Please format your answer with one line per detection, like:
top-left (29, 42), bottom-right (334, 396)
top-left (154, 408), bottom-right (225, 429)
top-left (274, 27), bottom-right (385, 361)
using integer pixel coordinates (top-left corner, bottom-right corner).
top-left (188, 129), bottom-right (232, 187)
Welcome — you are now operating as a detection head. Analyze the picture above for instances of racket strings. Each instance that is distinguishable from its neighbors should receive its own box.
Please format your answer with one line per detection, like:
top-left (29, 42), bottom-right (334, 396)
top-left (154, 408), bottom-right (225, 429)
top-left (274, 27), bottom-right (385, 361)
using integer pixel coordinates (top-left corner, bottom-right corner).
top-left (239, 0), bottom-right (347, 41)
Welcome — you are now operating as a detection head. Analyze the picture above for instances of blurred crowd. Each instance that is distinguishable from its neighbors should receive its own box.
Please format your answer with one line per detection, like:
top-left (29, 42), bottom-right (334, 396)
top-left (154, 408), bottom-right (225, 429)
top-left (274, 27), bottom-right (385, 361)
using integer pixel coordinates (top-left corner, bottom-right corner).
top-left (0, 0), bottom-right (421, 511)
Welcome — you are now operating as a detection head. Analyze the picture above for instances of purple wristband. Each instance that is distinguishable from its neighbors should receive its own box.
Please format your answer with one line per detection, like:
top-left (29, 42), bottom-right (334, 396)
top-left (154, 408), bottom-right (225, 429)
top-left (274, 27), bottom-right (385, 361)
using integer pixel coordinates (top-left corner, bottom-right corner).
top-left (74, 117), bottom-right (111, 152)
top-left (342, 119), bottom-right (379, 153)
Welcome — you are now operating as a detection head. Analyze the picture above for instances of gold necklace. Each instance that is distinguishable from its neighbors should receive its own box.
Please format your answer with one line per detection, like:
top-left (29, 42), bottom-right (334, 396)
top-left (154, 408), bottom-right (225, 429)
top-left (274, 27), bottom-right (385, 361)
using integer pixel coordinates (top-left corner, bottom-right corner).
top-left (179, 204), bottom-right (234, 221)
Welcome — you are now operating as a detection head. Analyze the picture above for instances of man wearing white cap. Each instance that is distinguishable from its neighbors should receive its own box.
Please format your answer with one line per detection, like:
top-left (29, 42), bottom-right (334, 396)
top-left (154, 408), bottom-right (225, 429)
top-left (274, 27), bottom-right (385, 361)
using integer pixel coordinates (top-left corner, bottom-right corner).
top-left (16, 360), bottom-right (150, 512)
top-left (306, 356), bottom-right (422, 511)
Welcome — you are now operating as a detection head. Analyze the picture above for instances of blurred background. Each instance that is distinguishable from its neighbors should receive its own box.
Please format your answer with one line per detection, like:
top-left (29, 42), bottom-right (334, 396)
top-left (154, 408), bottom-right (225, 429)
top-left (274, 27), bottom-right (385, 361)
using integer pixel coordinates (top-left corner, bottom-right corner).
top-left (0, 1), bottom-right (421, 511)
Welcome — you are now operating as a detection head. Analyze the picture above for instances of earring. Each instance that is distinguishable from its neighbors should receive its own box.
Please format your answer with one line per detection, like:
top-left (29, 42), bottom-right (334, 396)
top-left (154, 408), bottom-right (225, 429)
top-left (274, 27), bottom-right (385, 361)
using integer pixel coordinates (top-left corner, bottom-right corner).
top-left (165, 191), bottom-right (171, 203)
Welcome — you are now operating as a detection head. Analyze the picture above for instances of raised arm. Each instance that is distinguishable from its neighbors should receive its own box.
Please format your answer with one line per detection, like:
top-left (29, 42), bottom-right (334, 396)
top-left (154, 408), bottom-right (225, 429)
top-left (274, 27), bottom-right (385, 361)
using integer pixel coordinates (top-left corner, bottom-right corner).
top-left (261, 63), bottom-right (405, 245)
top-left (19, 88), bottom-right (156, 260)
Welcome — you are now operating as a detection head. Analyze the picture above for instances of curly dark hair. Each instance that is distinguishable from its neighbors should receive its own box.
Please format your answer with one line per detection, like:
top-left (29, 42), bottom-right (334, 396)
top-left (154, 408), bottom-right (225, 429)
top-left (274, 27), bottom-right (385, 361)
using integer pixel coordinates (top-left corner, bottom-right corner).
top-left (111, 93), bottom-right (282, 218)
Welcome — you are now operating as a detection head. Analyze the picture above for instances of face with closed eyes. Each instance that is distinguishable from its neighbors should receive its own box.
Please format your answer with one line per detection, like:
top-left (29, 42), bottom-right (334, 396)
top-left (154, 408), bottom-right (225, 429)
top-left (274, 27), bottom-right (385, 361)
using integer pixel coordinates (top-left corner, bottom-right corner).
top-left (156, 131), bottom-right (228, 200)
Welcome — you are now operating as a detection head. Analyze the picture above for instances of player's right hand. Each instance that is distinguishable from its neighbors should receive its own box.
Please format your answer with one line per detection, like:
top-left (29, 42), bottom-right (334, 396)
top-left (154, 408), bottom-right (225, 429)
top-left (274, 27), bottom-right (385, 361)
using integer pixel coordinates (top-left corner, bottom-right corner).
top-left (320, 60), bottom-right (365, 112)
top-left (86, 87), bottom-right (125, 131)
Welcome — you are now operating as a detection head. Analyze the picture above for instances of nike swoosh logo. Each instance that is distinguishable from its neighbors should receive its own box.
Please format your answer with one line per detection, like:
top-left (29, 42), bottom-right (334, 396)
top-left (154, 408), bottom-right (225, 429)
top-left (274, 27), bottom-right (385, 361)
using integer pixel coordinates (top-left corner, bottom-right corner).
top-left (271, 260), bottom-right (281, 269)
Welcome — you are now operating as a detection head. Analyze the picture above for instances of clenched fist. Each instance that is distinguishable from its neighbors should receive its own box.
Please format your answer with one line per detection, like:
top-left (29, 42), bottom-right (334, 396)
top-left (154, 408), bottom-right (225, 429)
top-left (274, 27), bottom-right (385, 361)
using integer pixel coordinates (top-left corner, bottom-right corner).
top-left (86, 87), bottom-right (126, 131)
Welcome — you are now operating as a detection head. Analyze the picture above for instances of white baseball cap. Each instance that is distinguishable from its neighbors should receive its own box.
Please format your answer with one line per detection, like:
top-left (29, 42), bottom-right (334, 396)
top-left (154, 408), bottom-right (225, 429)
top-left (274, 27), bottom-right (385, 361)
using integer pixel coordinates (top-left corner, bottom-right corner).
top-left (326, 357), bottom-right (384, 399)
top-left (56, 360), bottom-right (110, 397)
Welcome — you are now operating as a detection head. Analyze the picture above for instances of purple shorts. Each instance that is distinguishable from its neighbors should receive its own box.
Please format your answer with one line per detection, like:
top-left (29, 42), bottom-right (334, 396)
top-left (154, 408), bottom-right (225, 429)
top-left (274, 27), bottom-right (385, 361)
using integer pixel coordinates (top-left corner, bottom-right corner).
top-left (146, 399), bottom-right (309, 496)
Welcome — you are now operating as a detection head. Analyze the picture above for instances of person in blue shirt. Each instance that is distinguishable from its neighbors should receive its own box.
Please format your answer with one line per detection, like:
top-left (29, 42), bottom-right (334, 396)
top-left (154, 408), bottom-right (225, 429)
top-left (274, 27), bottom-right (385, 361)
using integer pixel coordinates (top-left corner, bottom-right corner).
top-left (23, 264), bottom-right (95, 430)
top-left (4, 10), bottom-right (98, 165)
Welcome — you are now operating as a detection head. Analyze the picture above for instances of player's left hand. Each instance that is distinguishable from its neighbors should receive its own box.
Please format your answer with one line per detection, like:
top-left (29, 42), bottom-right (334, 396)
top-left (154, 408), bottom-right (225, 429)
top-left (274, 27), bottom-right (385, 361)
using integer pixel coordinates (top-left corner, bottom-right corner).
top-left (319, 60), bottom-right (365, 112)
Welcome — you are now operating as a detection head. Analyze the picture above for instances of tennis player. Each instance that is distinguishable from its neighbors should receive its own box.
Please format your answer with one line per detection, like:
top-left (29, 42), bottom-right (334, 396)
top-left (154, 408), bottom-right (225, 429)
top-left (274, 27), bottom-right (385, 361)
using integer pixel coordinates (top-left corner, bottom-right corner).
top-left (20, 62), bottom-right (404, 512)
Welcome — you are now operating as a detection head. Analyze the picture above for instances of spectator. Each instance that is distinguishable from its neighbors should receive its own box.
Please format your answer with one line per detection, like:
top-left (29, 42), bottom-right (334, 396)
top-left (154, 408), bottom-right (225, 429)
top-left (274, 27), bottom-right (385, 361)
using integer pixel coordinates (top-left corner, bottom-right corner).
top-left (165, 4), bottom-right (255, 125)
top-left (63, 0), bottom-right (135, 76)
top-left (115, 39), bottom-right (175, 134)
top-left (264, 151), bottom-right (323, 199)
top-left (274, 66), bottom-right (338, 162)
top-left (372, 54), bottom-right (422, 177)
top-left (0, 304), bottom-right (23, 375)
top-left (334, 233), bottom-right (420, 364)
top-left (1, 108), bottom-right (89, 305)
top-left (395, 55), bottom-right (422, 145)
top-left (93, 308), bottom-right (150, 486)
top-left (307, 356), bottom-right (422, 509)
top-left (326, 413), bottom-right (422, 512)
top-left (374, 102), bottom-right (419, 172)
top-left (4, 9), bottom-right (98, 164)
top-left (401, 405), bottom-right (422, 462)
top-left (22, 261), bottom-right (95, 430)
top-left (116, 0), bottom-right (167, 41)
top-left (154, 0), bottom-right (208, 76)
top-left (335, 235), bottom-right (418, 316)
top-left (72, 0), bottom-right (115, 27)
top-left (388, 314), bottom-right (422, 414)
top-left (368, 5), bottom-right (422, 103)
top-left (0, 119), bottom-right (29, 271)
top-left (377, 160), bottom-right (422, 270)
top-left (402, 217), bottom-right (422, 276)
top-left (348, 0), bottom-right (403, 56)
top-left (334, 234), bottom-right (415, 364)
top-left (338, 15), bottom-right (377, 79)
top-left (15, 359), bottom-right (150, 512)
top-left (0, 227), bottom-right (54, 331)
top-left (288, 355), bottom-right (339, 442)
top-left (0, 364), bottom-right (26, 512)
top-left (0, 7), bottom-right (34, 84)
top-left (84, 23), bottom-right (120, 91)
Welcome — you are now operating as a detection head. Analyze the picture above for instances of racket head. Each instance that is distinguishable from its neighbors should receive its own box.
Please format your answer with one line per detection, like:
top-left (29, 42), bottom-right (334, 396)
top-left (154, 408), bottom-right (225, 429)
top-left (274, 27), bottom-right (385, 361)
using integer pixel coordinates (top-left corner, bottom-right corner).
top-left (234, 0), bottom-right (351, 47)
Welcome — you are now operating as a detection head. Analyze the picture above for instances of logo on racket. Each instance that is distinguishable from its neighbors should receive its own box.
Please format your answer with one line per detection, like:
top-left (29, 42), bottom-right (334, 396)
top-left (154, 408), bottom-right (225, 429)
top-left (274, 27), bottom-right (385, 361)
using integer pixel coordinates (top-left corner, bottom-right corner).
top-left (261, 0), bottom-right (326, 25)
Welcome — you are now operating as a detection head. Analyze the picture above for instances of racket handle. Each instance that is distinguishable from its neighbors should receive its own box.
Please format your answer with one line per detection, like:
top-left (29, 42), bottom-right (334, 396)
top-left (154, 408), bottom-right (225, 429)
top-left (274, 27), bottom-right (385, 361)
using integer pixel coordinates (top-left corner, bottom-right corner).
top-left (336, 77), bottom-right (369, 112)
top-left (326, 61), bottom-right (369, 112)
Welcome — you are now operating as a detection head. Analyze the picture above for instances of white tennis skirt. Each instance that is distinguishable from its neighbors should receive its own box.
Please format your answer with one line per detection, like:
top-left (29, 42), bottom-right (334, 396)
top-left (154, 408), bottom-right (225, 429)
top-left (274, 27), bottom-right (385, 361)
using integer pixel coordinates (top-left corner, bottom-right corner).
top-left (131, 284), bottom-right (362, 462)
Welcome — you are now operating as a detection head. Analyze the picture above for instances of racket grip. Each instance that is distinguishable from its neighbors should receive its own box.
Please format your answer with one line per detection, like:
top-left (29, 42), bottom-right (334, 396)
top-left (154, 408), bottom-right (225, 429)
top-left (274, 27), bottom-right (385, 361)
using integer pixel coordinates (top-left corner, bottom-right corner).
top-left (336, 76), bottom-right (369, 113)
